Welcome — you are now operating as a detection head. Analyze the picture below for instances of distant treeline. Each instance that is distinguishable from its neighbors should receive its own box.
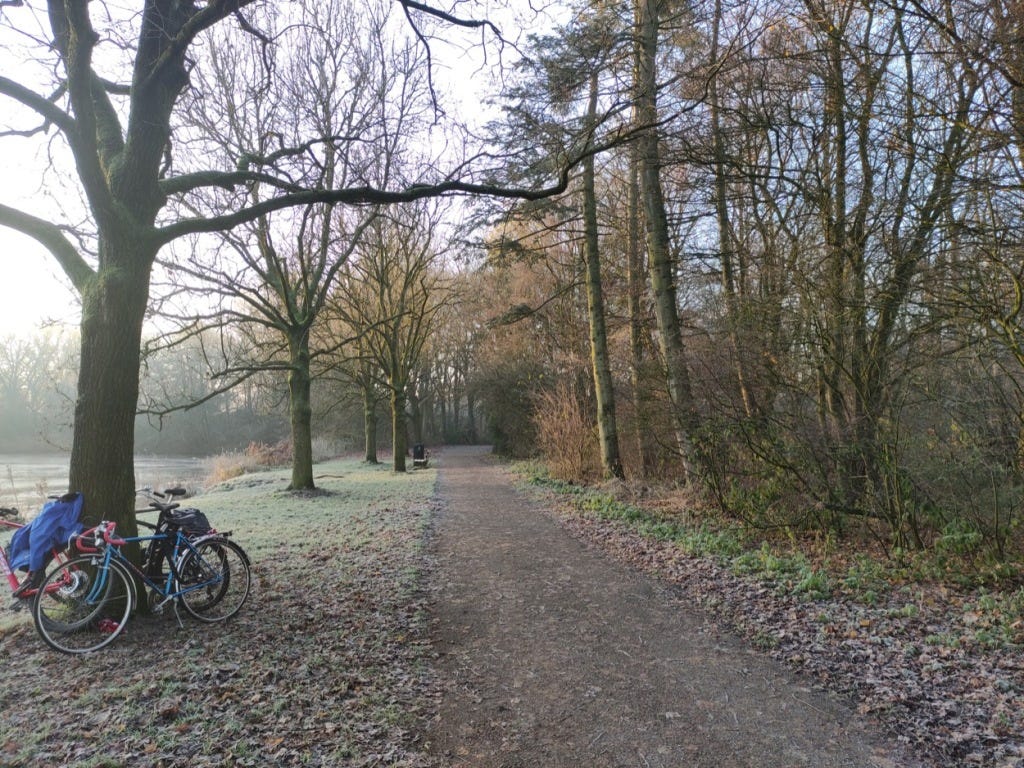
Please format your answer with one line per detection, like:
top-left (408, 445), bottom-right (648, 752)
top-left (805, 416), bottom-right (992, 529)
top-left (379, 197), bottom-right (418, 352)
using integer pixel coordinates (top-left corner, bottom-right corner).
top-left (0, 332), bottom-right (288, 455)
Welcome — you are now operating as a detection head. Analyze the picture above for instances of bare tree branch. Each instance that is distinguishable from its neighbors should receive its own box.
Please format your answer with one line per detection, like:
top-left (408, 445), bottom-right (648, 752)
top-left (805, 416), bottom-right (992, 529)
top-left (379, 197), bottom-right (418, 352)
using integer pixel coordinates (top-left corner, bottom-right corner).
top-left (0, 75), bottom-right (76, 134)
top-left (158, 169), bottom-right (305, 196)
top-left (154, 122), bottom-right (647, 246)
top-left (0, 203), bottom-right (94, 291)
top-left (397, 0), bottom-right (503, 34)
top-left (395, 0), bottom-right (514, 118)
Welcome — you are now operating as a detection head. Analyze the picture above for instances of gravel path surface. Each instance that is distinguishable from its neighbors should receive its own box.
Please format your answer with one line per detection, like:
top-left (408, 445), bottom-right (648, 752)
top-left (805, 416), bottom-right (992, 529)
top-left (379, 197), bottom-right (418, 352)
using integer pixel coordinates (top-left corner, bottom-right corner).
top-left (425, 446), bottom-right (923, 768)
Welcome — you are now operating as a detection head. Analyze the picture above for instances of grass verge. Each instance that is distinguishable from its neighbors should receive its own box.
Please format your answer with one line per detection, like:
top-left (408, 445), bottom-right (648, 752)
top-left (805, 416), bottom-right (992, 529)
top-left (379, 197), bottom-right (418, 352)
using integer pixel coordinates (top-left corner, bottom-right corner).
top-left (0, 457), bottom-right (439, 768)
top-left (518, 463), bottom-right (1024, 647)
top-left (517, 461), bottom-right (1024, 765)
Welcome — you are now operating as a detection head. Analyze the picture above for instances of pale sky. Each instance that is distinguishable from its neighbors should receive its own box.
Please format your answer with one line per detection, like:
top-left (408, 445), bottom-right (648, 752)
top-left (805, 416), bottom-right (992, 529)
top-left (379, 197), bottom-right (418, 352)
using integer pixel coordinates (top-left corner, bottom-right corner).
top-left (0, 226), bottom-right (80, 337)
top-left (0, 90), bottom-right (80, 337)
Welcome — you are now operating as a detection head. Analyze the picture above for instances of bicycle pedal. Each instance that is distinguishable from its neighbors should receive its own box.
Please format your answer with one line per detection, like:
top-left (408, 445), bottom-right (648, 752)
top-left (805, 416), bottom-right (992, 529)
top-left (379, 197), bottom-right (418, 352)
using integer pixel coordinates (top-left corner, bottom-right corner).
top-left (8, 599), bottom-right (25, 612)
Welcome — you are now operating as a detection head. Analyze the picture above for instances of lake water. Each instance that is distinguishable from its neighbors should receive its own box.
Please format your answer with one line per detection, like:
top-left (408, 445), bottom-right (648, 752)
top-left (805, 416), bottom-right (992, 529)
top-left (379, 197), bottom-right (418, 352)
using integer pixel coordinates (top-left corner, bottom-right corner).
top-left (0, 454), bottom-right (208, 512)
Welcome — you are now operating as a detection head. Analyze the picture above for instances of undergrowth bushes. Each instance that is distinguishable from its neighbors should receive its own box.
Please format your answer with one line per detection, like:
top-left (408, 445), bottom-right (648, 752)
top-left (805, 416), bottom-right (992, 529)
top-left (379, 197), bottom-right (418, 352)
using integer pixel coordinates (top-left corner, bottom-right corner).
top-left (522, 461), bottom-right (1024, 646)
top-left (531, 381), bottom-right (601, 482)
top-left (522, 346), bottom-right (1024, 566)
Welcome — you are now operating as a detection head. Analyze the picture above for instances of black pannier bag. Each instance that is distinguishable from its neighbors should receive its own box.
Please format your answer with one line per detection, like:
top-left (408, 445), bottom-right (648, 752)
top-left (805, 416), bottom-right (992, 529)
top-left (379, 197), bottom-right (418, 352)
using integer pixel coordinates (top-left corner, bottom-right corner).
top-left (143, 508), bottom-right (214, 580)
top-left (167, 508), bottom-right (213, 536)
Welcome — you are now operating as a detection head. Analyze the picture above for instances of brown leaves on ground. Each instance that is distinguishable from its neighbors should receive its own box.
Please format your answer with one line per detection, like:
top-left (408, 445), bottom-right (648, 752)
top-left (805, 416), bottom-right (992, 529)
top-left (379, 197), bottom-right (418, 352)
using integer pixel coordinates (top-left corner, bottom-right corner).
top-left (555, 506), bottom-right (1024, 768)
top-left (5, 453), bottom-right (1021, 768)
top-left (0, 503), bottom-right (439, 768)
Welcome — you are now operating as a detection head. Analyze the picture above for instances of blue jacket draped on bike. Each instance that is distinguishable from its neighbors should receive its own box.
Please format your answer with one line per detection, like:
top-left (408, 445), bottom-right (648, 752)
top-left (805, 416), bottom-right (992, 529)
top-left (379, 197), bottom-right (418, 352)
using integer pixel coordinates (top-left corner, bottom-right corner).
top-left (8, 492), bottom-right (84, 572)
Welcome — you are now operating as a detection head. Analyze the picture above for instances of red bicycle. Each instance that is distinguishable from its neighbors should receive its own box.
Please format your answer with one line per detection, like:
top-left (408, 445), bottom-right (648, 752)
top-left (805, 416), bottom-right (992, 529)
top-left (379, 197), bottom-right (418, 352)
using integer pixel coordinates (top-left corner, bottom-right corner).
top-left (1, 505), bottom-right (81, 609)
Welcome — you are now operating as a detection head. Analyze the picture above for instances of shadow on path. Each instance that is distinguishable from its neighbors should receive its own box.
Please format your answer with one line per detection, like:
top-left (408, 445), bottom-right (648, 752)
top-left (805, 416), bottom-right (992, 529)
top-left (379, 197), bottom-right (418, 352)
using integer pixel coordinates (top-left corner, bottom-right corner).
top-left (425, 445), bottom-right (920, 768)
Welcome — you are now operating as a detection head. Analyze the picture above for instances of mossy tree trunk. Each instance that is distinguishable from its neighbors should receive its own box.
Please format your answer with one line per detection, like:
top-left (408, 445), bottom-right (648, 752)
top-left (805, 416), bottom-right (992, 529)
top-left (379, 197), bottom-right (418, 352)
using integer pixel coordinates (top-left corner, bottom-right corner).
top-left (634, 0), bottom-right (703, 483)
top-left (287, 329), bottom-right (315, 490)
top-left (581, 71), bottom-right (625, 481)
top-left (69, 231), bottom-right (157, 535)
top-left (625, 147), bottom-right (650, 475)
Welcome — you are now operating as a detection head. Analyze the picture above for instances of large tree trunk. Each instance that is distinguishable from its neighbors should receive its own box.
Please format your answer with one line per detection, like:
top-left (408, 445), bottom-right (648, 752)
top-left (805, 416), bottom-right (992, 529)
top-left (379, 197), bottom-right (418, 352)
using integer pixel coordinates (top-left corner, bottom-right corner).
top-left (287, 330), bottom-right (315, 490)
top-left (57, 2), bottom-right (195, 535)
top-left (582, 72), bottom-right (625, 481)
top-left (362, 378), bottom-right (379, 464)
top-left (391, 384), bottom-right (408, 472)
top-left (68, 237), bottom-right (154, 535)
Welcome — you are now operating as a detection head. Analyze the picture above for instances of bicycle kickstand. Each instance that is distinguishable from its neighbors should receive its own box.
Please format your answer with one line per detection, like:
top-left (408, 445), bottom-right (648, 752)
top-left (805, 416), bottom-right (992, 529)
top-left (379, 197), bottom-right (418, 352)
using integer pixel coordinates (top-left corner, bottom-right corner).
top-left (151, 595), bottom-right (185, 629)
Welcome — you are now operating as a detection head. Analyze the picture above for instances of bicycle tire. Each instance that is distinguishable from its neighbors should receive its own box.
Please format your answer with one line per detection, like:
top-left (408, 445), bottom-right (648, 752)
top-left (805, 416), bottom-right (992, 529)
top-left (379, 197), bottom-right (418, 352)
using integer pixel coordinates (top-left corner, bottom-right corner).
top-left (33, 556), bottom-right (133, 654)
top-left (33, 557), bottom-right (107, 631)
top-left (176, 538), bottom-right (250, 622)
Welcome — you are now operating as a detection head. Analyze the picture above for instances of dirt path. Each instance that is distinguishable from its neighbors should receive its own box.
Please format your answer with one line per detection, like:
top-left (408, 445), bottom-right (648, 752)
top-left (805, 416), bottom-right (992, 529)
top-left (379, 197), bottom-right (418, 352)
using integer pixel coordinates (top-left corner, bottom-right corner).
top-left (425, 446), bottom-right (923, 768)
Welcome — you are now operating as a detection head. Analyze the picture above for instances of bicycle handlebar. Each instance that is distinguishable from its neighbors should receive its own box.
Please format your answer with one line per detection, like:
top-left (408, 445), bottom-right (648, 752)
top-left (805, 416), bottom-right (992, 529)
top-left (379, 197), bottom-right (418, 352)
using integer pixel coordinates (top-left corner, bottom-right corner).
top-left (136, 487), bottom-right (183, 514)
top-left (72, 487), bottom-right (194, 553)
top-left (136, 486), bottom-right (187, 499)
top-left (73, 521), bottom-right (124, 553)
top-left (73, 525), bottom-right (102, 553)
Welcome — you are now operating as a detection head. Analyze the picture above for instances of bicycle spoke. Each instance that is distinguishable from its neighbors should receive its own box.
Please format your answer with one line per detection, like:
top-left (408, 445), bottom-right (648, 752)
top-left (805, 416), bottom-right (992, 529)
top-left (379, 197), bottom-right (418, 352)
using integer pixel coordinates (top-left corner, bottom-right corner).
top-left (177, 539), bottom-right (251, 622)
top-left (33, 557), bottom-right (133, 654)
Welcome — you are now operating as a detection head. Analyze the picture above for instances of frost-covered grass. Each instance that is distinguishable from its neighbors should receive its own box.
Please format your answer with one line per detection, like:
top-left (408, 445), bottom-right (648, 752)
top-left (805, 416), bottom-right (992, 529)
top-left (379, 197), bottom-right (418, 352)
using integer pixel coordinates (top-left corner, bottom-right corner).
top-left (1, 457), bottom-right (441, 768)
top-left (185, 457), bottom-right (436, 552)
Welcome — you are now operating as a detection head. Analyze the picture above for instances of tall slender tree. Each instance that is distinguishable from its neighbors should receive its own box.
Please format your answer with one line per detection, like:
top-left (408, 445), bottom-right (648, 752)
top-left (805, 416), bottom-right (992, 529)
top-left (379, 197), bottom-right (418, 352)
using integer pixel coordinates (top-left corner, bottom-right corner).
top-left (495, 9), bottom-right (629, 479)
top-left (581, 69), bottom-right (625, 479)
top-left (633, 0), bottom-right (703, 482)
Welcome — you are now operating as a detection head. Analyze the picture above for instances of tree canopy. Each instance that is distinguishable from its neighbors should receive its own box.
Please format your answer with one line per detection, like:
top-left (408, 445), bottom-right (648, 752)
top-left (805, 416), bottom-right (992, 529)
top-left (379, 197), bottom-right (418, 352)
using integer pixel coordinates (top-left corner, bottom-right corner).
top-left (0, 1), bottom-right (599, 528)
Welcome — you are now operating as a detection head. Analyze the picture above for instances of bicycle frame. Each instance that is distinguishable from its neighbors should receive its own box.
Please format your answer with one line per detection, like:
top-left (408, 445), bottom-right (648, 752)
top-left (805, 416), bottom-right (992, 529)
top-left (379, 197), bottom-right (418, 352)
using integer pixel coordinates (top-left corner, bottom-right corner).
top-left (1, 513), bottom-right (71, 600)
top-left (77, 525), bottom-right (226, 614)
top-left (0, 539), bottom-right (23, 594)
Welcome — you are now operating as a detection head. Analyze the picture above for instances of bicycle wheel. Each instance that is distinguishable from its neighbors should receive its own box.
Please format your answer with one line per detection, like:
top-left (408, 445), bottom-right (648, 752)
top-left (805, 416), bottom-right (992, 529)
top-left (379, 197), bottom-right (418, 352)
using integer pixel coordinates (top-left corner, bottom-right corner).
top-left (176, 538), bottom-right (250, 622)
top-left (33, 556), bottom-right (133, 654)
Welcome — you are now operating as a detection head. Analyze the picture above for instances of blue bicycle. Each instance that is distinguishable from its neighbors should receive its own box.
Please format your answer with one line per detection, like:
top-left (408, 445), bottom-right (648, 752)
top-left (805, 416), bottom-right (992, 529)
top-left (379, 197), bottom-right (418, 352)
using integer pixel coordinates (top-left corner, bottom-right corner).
top-left (32, 489), bottom-right (250, 654)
